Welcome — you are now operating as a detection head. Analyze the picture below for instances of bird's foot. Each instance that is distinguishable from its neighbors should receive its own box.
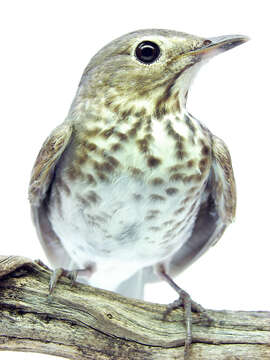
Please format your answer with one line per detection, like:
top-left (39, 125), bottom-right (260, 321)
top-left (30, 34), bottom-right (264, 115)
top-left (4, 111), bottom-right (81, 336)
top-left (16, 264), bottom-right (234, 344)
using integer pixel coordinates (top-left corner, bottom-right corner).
top-left (156, 264), bottom-right (213, 359)
top-left (48, 265), bottom-right (95, 295)
top-left (164, 291), bottom-right (212, 359)
top-left (49, 268), bottom-right (78, 294)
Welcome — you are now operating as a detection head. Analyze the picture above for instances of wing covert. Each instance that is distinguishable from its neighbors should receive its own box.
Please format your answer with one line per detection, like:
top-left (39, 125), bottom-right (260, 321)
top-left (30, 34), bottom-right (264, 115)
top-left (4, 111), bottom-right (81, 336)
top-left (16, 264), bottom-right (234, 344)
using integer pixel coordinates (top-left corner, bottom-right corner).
top-left (29, 123), bottom-right (73, 206)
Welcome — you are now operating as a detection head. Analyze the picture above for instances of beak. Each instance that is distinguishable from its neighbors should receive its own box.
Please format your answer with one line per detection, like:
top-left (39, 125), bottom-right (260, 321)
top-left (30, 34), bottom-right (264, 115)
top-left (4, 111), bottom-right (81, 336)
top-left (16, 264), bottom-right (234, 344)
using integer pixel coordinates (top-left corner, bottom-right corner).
top-left (188, 34), bottom-right (249, 58)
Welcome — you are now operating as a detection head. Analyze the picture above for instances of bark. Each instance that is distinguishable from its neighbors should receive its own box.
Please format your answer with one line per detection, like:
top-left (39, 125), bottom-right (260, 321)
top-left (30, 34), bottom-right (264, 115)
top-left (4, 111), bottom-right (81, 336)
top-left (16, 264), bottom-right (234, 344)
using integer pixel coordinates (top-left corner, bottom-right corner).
top-left (0, 256), bottom-right (269, 359)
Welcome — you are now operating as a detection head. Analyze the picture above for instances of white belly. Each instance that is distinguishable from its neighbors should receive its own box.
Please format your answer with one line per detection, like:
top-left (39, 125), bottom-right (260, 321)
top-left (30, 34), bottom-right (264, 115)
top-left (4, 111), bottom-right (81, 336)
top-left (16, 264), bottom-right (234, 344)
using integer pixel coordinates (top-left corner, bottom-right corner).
top-left (49, 173), bottom-right (205, 289)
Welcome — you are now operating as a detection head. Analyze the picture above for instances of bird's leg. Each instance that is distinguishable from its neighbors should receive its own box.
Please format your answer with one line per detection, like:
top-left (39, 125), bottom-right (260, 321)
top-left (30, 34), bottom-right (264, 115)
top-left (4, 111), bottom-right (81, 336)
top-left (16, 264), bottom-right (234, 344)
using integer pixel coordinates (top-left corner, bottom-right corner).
top-left (49, 265), bottom-right (95, 294)
top-left (156, 263), bottom-right (212, 359)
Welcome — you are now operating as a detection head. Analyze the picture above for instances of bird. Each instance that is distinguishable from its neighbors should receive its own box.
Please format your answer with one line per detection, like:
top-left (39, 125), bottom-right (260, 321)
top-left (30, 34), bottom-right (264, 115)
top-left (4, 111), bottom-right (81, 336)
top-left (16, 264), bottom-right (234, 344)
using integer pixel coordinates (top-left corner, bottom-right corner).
top-left (28, 29), bottom-right (248, 357)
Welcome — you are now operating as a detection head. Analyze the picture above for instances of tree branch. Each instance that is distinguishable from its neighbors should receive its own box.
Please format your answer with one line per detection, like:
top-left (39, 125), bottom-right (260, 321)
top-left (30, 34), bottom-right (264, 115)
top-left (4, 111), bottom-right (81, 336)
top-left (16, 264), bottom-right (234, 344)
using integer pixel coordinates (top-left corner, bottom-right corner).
top-left (0, 256), bottom-right (269, 359)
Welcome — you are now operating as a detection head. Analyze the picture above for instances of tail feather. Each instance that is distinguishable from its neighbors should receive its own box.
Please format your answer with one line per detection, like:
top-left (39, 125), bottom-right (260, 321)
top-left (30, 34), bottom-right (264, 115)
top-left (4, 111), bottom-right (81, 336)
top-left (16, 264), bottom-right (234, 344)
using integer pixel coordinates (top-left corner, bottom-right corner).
top-left (116, 269), bottom-right (145, 300)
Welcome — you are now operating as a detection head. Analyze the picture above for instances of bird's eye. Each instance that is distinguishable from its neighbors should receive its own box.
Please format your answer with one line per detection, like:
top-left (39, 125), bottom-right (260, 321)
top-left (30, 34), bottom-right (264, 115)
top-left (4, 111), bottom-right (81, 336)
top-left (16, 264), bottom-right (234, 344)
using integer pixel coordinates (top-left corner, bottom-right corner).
top-left (135, 41), bottom-right (160, 64)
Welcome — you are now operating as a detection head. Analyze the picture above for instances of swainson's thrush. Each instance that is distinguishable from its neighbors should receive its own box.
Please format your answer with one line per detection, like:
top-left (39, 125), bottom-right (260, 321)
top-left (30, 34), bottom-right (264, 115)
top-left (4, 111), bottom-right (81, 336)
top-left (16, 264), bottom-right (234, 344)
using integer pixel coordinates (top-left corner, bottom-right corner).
top-left (29, 29), bottom-right (248, 356)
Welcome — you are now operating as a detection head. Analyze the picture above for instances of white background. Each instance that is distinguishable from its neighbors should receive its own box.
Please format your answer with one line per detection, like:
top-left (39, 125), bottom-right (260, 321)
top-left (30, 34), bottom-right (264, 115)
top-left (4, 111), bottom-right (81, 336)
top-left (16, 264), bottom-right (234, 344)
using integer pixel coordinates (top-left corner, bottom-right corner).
top-left (0, 1), bottom-right (269, 359)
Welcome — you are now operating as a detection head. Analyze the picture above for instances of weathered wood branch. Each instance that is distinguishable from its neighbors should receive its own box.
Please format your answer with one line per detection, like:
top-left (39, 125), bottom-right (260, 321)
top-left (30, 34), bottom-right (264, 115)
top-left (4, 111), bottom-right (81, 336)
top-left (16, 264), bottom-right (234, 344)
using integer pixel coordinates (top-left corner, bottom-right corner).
top-left (0, 256), bottom-right (269, 359)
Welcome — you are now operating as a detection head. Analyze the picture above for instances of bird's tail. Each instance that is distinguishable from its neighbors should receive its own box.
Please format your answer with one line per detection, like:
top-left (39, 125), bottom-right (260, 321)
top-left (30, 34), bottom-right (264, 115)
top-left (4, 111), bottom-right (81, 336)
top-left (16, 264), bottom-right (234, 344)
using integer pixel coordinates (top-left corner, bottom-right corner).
top-left (115, 269), bottom-right (145, 300)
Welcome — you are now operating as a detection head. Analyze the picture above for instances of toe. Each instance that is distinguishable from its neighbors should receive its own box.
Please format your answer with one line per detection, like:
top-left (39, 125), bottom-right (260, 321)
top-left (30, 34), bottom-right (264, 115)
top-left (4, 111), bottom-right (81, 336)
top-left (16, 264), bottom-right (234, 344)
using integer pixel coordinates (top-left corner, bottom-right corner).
top-left (49, 268), bottom-right (65, 294)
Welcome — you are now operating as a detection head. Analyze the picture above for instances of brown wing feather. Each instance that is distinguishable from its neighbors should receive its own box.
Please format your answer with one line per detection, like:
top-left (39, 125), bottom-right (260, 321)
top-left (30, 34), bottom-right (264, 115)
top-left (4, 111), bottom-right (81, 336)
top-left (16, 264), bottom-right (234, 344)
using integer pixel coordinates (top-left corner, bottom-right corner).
top-left (144, 135), bottom-right (236, 282)
top-left (29, 123), bottom-right (74, 268)
top-left (211, 135), bottom-right (236, 224)
top-left (29, 123), bottom-right (73, 206)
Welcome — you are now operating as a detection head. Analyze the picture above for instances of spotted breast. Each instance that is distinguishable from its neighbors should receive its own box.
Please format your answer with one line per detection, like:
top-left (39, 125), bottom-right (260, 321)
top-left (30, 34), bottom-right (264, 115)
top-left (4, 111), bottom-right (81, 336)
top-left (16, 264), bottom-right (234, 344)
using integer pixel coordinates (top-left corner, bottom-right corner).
top-left (46, 109), bottom-right (211, 291)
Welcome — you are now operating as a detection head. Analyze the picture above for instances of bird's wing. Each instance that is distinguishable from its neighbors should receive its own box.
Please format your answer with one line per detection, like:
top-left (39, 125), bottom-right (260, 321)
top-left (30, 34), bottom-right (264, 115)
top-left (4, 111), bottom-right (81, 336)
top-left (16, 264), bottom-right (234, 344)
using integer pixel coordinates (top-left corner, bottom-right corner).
top-left (29, 123), bottom-right (73, 206)
top-left (144, 134), bottom-right (236, 282)
top-left (29, 123), bottom-right (74, 268)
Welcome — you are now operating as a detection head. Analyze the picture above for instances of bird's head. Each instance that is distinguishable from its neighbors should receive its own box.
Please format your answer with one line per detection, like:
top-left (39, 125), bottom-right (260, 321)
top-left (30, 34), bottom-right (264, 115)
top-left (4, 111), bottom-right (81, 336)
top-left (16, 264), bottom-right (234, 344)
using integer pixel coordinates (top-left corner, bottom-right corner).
top-left (75, 29), bottom-right (248, 118)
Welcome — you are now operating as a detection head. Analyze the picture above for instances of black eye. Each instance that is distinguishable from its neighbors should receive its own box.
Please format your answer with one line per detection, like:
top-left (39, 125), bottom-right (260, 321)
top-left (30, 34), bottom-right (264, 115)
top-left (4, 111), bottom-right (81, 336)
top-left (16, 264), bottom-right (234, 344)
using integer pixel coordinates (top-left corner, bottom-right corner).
top-left (135, 41), bottom-right (160, 64)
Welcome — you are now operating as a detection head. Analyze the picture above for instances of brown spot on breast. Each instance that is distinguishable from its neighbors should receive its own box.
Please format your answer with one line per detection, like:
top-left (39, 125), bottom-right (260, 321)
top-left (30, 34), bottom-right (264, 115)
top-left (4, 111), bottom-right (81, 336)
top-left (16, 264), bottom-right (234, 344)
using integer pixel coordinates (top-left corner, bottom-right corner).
top-left (77, 151), bottom-right (88, 165)
top-left (101, 127), bottom-right (115, 138)
top-left (87, 174), bottom-right (97, 186)
top-left (163, 229), bottom-right (174, 239)
top-left (201, 145), bottom-right (210, 156)
top-left (199, 158), bottom-right (208, 173)
top-left (154, 105), bottom-right (167, 119)
top-left (174, 206), bottom-right (184, 215)
top-left (127, 119), bottom-right (143, 138)
top-left (166, 187), bottom-right (179, 195)
top-left (129, 167), bottom-right (144, 177)
top-left (170, 173), bottom-right (183, 182)
top-left (185, 116), bottom-right (196, 134)
top-left (184, 195), bottom-right (192, 204)
top-left (166, 122), bottom-right (183, 143)
top-left (150, 194), bottom-right (166, 202)
top-left (145, 210), bottom-right (160, 220)
top-left (148, 210), bottom-right (160, 216)
top-left (144, 117), bottom-right (152, 132)
top-left (145, 133), bottom-right (154, 141)
top-left (66, 164), bottom-right (83, 181)
top-left (134, 119), bottom-right (143, 130)
top-left (106, 156), bottom-right (120, 168)
top-left (97, 172), bottom-right (108, 182)
top-left (127, 128), bottom-right (137, 137)
top-left (145, 115), bottom-right (152, 122)
top-left (172, 97), bottom-right (180, 113)
top-left (85, 127), bottom-right (102, 137)
top-left (133, 193), bottom-right (142, 201)
top-left (137, 138), bottom-right (149, 153)
top-left (175, 149), bottom-right (186, 159)
top-left (135, 108), bottom-right (146, 117)
top-left (154, 73), bottom-right (181, 118)
top-left (186, 160), bottom-right (194, 168)
top-left (111, 143), bottom-right (122, 152)
top-left (169, 164), bottom-right (183, 173)
top-left (147, 156), bottom-right (161, 168)
top-left (87, 191), bottom-right (102, 204)
top-left (183, 175), bottom-right (195, 184)
top-left (151, 177), bottom-right (164, 186)
top-left (86, 142), bottom-right (97, 152)
top-left (145, 215), bottom-right (155, 220)
top-left (112, 104), bottom-right (120, 113)
top-left (163, 220), bottom-right (174, 226)
top-left (145, 124), bottom-right (152, 132)
top-left (120, 107), bottom-right (134, 119)
top-left (116, 132), bottom-right (128, 142)
top-left (100, 161), bottom-right (114, 172)
top-left (189, 186), bottom-right (198, 194)
top-left (104, 97), bottom-right (114, 107)
top-left (93, 161), bottom-right (101, 171)
top-left (77, 194), bottom-right (89, 206)
top-left (149, 226), bottom-right (160, 232)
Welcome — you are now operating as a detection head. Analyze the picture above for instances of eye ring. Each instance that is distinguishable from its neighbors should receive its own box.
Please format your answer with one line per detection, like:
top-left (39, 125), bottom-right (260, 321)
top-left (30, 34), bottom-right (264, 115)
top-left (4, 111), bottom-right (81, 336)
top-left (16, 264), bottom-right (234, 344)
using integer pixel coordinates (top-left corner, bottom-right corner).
top-left (135, 41), bottom-right (160, 64)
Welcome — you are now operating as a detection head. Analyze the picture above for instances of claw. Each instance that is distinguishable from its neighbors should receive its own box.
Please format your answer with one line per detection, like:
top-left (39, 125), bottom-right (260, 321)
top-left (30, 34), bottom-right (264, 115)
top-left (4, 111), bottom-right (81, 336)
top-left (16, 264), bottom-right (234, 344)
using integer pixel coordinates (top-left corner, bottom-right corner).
top-left (49, 268), bottom-right (65, 294)
top-left (49, 268), bottom-right (78, 294)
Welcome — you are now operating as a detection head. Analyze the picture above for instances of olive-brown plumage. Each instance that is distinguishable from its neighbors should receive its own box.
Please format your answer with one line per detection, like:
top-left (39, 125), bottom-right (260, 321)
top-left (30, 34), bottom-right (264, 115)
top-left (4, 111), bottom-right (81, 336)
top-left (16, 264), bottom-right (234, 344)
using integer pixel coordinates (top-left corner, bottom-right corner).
top-left (29, 29), bottom-right (248, 356)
